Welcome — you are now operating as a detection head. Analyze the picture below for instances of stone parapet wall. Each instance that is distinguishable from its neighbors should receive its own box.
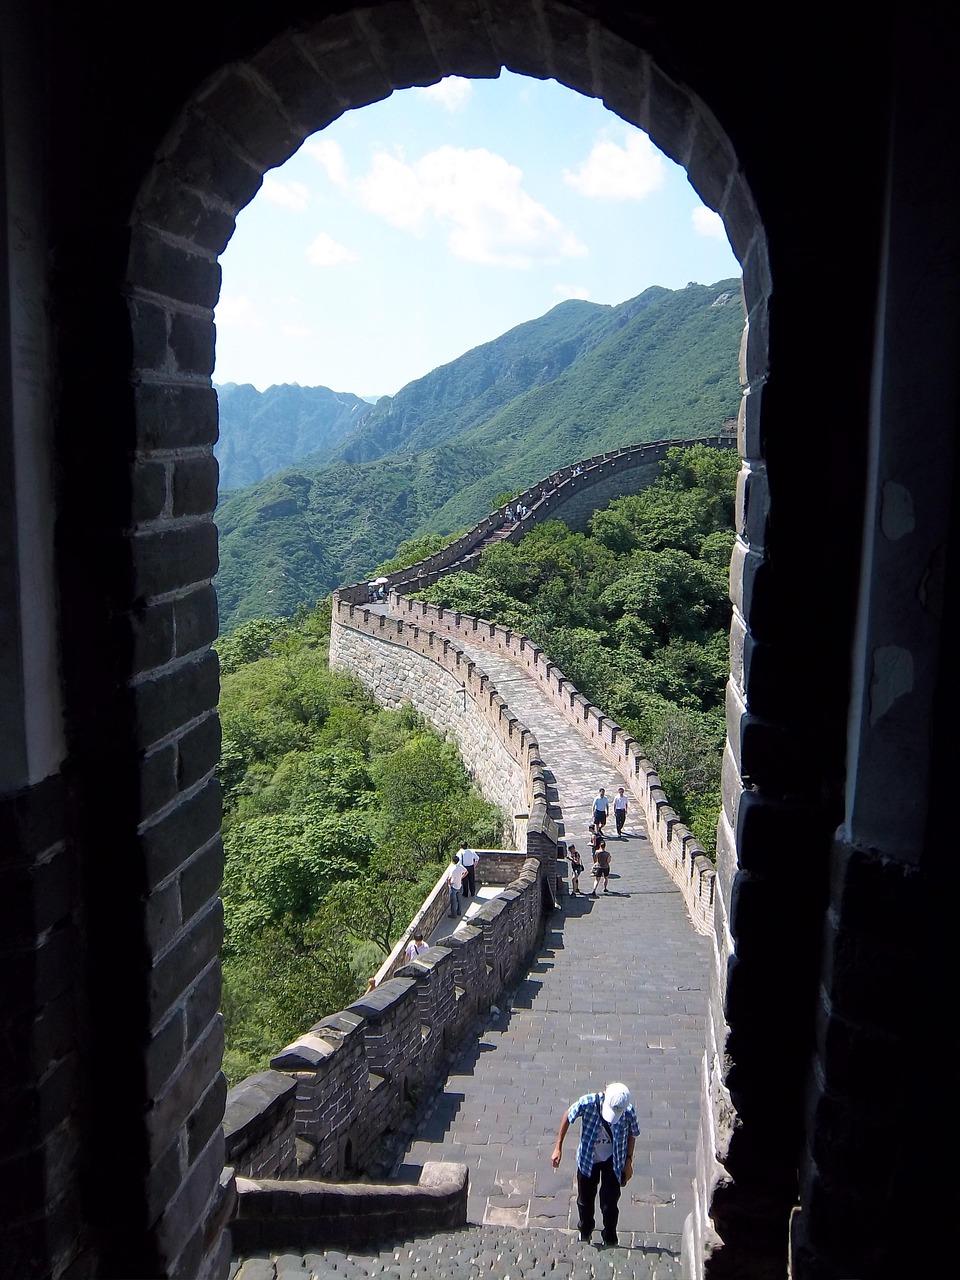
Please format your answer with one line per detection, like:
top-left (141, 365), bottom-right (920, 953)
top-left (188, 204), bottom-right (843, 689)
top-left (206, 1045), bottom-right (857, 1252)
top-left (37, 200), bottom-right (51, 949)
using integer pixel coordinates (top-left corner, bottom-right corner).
top-left (231, 1162), bottom-right (468, 1254)
top-left (381, 594), bottom-right (716, 935)
top-left (342, 438), bottom-right (735, 600)
top-left (329, 601), bottom-right (557, 858)
top-left (222, 857), bottom-right (547, 1184)
top-left (222, 1071), bottom-right (298, 1180)
top-left (374, 849), bottom-right (534, 987)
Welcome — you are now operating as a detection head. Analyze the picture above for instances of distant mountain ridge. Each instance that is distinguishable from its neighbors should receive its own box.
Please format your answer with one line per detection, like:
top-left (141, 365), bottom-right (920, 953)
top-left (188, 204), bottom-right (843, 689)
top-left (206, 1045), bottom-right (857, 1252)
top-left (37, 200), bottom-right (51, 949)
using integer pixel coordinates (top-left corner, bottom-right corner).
top-left (215, 279), bottom-right (743, 628)
top-left (215, 382), bottom-right (369, 490)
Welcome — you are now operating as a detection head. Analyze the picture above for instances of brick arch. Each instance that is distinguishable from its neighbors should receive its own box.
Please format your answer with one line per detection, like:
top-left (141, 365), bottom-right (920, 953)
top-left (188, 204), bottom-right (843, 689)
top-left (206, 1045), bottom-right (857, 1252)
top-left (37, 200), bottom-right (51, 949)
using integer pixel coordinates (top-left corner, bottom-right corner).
top-left (122, 5), bottom-right (774, 1278)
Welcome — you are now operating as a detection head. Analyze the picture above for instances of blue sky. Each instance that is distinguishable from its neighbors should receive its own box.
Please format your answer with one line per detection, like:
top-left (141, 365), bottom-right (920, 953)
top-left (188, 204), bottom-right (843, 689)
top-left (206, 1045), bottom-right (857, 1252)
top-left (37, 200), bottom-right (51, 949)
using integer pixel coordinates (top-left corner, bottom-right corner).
top-left (214, 71), bottom-right (740, 398)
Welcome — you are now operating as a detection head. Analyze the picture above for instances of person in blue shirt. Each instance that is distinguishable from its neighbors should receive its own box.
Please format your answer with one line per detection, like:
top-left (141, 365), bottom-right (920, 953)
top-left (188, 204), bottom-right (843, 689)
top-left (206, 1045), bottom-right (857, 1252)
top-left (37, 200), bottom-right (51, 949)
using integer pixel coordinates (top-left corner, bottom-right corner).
top-left (551, 1082), bottom-right (639, 1246)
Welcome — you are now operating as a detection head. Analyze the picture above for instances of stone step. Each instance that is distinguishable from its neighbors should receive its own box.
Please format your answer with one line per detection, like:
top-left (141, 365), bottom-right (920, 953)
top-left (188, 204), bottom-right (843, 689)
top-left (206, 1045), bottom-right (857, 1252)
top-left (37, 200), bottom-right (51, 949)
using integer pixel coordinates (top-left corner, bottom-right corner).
top-left (232, 1223), bottom-right (682, 1280)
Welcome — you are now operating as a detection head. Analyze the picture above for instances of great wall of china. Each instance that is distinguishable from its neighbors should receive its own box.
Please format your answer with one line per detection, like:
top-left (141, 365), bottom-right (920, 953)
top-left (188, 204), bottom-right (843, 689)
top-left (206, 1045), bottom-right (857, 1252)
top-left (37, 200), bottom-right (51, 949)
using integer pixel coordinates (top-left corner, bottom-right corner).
top-left (223, 437), bottom-right (734, 1254)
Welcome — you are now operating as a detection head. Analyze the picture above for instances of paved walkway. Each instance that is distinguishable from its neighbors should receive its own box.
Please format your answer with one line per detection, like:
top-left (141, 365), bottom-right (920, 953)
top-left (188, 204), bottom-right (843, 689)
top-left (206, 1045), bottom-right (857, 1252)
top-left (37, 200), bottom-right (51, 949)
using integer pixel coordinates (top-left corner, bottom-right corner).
top-left (234, 631), bottom-right (711, 1275)
top-left (395, 643), bottom-right (712, 1253)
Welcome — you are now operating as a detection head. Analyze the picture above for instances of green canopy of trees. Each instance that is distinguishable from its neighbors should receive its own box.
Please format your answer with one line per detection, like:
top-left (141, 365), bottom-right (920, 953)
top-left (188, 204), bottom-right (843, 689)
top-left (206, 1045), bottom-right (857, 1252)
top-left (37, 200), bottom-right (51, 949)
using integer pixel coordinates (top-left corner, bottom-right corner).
top-left (215, 607), bottom-right (504, 1084)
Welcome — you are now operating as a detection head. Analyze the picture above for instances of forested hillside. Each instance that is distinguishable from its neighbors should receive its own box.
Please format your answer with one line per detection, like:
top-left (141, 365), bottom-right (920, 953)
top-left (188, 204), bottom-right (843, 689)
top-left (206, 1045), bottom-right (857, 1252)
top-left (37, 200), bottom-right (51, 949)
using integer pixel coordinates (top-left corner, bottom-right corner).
top-left (215, 604), bottom-right (504, 1084)
top-left (215, 279), bottom-right (742, 626)
top-left (215, 381), bottom-right (369, 491)
top-left (412, 444), bottom-right (739, 854)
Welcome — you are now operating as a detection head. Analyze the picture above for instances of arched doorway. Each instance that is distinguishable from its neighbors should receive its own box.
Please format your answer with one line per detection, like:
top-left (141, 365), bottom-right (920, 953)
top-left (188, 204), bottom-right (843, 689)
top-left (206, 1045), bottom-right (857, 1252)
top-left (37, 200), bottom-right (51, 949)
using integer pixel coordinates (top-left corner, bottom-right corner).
top-left (125, 11), bottom-right (771, 1273)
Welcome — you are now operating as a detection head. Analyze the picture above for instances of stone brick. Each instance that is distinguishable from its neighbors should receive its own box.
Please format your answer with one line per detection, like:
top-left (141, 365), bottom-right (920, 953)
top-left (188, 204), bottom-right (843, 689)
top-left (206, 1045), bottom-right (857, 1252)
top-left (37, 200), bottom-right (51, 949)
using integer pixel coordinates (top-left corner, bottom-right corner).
top-left (298, 14), bottom-right (393, 110)
top-left (137, 171), bottom-right (237, 256)
top-left (249, 37), bottom-right (347, 136)
top-left (132, 460), bottom-right (168, 523)
top-left (129, 296), bottom-right (172, 373)
top-left (358, 2), bottom-right (442, 88)
top-left (184, 960), bottom-right (222, 1050)
top-left (1, 923), bottom-right (78, 1019)
top-left (171, 454), bottom-right (218, 519)
top-left (174, 583), bottom-right (219, 659)
top-left (414, 0), bottom-right (501, 78)
top-left (148, 900), bottom-right (222, 1024)
top-left (0, 774), bottom-right (66, 864)
top-left (0, 845), bottom-right (72, 946)
top-left (179, 837), bottom-right (223, 924)
top-left (132, 652), bottom-right (220, 750)
top-left (170, 311), bottom-right (216, 378)
top-left (128, 226), bottom-right (221, 309)
top-left (141, 777), bottom-right (222, 890)
top-left (145, 1008), bottom-right (187, 1099)
top-left (482, 0), bottom-right (551, 79)
top-left (138, 743), bottom-right (178, 822)
top-left (154, 1127), bottom-right (225, 1262)
top-left (176, 712), bottom-right (221, 789)
top-left (161, 111), bottom-right (263, 225)
top-left (195, 65), bottom-right (301, 170)
top-left (125, 599), bottom-right (176, 675)
top-left (129, 522), bottom-right (218, 601)
top-left (146, 1017), bottom-right (224, 1163)
top-left (134, 384), bottom-right (219, 452)
top-left (145, 878), bottom-right (183, 954)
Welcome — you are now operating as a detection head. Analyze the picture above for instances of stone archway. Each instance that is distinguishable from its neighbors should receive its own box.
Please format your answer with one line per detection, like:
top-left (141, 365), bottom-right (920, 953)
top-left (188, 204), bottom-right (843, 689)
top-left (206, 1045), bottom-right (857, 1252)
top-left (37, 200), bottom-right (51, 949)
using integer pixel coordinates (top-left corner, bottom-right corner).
top-left (122, 6), bottom-right (779, 1277)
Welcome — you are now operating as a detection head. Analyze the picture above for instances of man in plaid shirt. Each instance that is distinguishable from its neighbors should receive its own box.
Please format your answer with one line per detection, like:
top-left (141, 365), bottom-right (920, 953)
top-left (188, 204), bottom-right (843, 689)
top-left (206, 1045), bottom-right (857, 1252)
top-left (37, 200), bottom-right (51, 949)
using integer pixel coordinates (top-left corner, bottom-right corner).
top-left (551, 1082), bottom-right (639, 1246)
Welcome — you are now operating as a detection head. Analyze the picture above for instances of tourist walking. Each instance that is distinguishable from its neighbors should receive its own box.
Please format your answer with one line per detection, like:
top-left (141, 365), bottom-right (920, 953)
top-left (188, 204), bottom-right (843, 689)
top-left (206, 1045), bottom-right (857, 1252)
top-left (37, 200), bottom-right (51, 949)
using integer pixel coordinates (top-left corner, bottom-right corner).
top-left (404, 932), bottom-right (429, 964)
top-left (447, 854), bottom-right (466, 917)
top-left (613, 787), bottom-right (629, 838)
top-left (592, 788), bottom-right (610, 833)
top-left (568, 844), bottom-right (584, 895)
top-left (458, 845), bottom-right (479, 899)
top-left (592, 839), bottom-right (610, 895)
top-left (551, 1082), bottom-right (639, 1246)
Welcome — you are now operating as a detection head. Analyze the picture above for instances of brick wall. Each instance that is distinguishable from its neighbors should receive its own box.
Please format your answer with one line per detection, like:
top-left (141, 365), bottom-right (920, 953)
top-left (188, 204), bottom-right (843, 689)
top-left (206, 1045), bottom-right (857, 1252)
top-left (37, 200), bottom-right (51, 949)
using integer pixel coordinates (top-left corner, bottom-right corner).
top-left (222, 856), bottom-right (548, 1184)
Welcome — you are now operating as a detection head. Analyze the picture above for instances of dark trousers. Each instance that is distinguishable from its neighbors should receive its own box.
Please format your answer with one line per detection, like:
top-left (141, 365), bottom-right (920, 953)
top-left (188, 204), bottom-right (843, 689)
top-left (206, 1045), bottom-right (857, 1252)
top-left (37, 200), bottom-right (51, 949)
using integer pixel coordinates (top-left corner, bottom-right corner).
top-left (463, 863), bottom-right (476, 897)
top-left (615, 808), bottom-right (626, 835)
top-left (577, 1158), bottom-right (621, 1238)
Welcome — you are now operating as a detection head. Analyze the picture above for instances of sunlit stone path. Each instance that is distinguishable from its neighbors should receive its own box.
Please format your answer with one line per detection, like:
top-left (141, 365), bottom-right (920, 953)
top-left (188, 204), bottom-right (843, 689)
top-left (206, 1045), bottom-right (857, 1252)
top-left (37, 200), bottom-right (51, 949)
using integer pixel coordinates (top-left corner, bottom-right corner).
top-left (393, 641), bottom-right (712, 1257)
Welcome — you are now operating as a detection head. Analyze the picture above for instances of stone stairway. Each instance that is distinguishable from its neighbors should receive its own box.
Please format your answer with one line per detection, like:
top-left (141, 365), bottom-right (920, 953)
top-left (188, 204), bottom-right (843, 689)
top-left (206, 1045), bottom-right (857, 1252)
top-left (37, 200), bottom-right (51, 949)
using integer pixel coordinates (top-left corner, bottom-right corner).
top-left (232, 1224), bottom-right (682, 1279)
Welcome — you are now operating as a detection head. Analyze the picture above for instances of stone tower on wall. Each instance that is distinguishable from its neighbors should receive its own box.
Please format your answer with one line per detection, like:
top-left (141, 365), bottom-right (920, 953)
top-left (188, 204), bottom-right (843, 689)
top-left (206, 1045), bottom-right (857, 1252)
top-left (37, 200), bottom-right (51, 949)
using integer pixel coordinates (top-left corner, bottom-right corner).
top-left (0, 3), bottom-right (955, 1278)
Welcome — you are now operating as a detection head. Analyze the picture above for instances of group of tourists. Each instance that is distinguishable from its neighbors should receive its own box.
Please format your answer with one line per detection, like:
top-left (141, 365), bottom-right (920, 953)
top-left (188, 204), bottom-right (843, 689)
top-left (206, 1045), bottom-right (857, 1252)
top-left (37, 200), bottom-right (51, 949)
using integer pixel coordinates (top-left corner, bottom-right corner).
top-left (446, 845), bottom-right (478, 917)
top-left (566, 786), bottom-right (630, 897)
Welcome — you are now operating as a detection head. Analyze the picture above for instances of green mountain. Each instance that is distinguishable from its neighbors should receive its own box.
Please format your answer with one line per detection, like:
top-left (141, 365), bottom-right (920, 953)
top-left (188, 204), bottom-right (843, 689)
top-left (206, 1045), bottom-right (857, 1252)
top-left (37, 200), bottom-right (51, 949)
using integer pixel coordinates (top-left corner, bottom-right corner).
top-left (215, 382), bottom-right (370, 491)
top-left (215, 279), bottom-right (743, 628)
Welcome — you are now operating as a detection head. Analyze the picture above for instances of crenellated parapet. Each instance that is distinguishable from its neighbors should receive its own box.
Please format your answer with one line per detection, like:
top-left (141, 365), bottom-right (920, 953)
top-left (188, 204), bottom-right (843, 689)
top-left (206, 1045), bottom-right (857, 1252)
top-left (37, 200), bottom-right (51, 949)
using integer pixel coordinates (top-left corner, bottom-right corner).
top-left (222, 856), bottom-right (548, 1194)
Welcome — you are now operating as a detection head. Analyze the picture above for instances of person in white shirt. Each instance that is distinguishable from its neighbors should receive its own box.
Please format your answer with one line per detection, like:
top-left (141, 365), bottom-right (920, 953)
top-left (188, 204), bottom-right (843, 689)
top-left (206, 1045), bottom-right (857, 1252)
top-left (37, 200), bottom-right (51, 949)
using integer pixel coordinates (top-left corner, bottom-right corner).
top-left (447, 855), bottom-right (466, 917)
top-left (404, 932), bottom-right (429, 964)
top-left (592, 788), bottom-right (610, 832)
top-left (613, 787), bottom-right (629, 839)
top-left (458, 845), bottom-right (479, 899)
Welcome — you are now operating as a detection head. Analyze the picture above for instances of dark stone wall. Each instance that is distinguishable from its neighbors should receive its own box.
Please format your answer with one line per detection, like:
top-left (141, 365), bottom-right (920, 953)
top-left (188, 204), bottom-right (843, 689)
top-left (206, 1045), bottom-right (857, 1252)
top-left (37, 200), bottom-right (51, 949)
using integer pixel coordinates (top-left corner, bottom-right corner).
top-left (0, 3), bottom-right (954, 1278)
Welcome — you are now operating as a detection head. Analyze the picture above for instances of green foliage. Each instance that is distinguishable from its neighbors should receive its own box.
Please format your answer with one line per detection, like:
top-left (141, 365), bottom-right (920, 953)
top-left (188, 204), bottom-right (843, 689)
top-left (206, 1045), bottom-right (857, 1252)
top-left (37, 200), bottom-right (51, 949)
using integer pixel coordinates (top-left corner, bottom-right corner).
top-left (215, 280), bottom-right (742, 625)
top-left (372, 531), bottom-right (463, 575)
top-left (217, 600), bottom-right (505, 1080)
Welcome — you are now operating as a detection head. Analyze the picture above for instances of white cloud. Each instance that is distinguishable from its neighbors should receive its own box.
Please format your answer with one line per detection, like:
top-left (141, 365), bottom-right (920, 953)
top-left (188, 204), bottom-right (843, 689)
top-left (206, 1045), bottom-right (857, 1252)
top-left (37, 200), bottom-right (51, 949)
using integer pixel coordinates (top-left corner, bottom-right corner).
top-left (356, 145), bottom-right (587, 268)
top-left (305, 231), bottom-right (359, 267)
top-left (260, 175), bottom-right (309, 212)
top-left (416, 76), bottom-right (473, 112)
top-left (553, 283), bottom-right (591, 300)
top-left (304, 138), bottom-right (349, 187)
top-left (691, 206), bottom-right (727, 241)
top-left (564, 130), bottom-right (666, 200)
top-left (214, 294), bottom-right (261, 328)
